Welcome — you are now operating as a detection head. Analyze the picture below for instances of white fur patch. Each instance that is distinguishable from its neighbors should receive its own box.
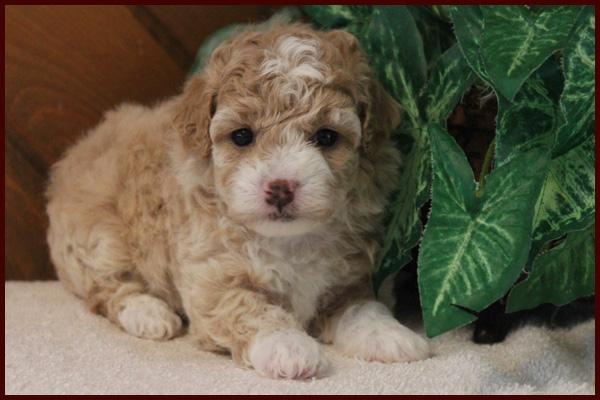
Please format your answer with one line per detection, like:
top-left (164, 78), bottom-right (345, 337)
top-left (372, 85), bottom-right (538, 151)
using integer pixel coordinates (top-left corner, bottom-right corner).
top-left (250, 219), bottom-right (319, 238)
top-left (261, 35), bottom-right (328, 106)
top-left (249, 329), bottom-right (328, 379)
top-left (243, 234), bottom-right (338, 325)
top-left (117, 294), bottom-right (182, 340)
top-left (333, 301), bottom-right (431, 363)
top-left (261, 36), bottom-right (327, 81)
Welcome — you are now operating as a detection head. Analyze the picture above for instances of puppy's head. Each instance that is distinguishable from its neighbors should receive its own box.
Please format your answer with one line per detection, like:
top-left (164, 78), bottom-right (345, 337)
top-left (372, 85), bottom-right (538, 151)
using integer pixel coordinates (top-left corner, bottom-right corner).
top-left (174, 24), bottom-right (400, 238)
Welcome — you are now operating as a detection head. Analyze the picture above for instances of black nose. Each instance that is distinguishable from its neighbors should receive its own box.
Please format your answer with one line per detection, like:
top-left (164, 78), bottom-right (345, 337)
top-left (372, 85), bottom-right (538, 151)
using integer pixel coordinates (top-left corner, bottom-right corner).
top-left (265, 179), bottom-right (295, 213)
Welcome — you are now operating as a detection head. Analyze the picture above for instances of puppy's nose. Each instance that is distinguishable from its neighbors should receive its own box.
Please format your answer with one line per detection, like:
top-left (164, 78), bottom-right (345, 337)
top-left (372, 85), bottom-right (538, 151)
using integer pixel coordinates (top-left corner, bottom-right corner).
top-left (265, 179), bottom-right (298, 212)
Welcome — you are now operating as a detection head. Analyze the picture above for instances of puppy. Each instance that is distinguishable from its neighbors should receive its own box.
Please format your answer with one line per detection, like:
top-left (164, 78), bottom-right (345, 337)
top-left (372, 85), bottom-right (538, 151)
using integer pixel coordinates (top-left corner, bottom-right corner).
top-left (46, 23), bottom-right (430, 379)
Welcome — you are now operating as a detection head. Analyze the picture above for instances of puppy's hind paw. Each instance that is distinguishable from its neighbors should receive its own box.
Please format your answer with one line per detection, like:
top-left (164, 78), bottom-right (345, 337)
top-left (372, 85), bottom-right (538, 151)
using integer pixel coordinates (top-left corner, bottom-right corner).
top-left (249, 329), bottom-right (328, 380)
top-left (117, 294), bottom-right (182, 340)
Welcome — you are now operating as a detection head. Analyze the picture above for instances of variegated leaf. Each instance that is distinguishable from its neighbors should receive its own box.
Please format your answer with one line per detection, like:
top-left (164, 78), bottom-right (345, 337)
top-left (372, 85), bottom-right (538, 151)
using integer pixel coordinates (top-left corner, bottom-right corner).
top-left (493, 71), bottom-right (595, 263)
top-left (553, 7), bottom-right (595, 157)
top-left (361, 6), bottom-right (427, 128)
top-left (506, 223), bottom-right (595, 312)
top-left (302, 5), bottom-right (368, 32)
top-left (495, 74), bottom-right (557, 167)
top-left (408, 6), bottom-right (454, 66)
top-left (419, 124), bottom-right (549, 337)
top-left (378, 44), bottom-right (477, 290)
top-left (422, 44), bottom-right (476, 124)
top-left (374, 133), bottom-right (429, 291)
top-left (536, 56), bottom-right (565, 104)
top-left (530, 134), bottom-right (596, 257)
top-left (429, 6), bottom-right (451, 23)
top-left (449, 6), bottom-right (490, 82)
top-left (480, 6), bottom-right (582, 100)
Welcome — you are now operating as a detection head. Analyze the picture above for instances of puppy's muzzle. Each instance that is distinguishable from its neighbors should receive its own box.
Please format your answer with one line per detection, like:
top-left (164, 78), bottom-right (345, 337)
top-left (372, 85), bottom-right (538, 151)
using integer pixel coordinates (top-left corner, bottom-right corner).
top-left (265, 179), bottom-right (298, 213)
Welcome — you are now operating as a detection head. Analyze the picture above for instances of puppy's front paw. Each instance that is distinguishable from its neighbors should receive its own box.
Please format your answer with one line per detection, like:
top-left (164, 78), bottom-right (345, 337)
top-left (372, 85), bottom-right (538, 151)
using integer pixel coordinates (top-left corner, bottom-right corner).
top-left (334, 301), bottom-right (430, 363)
top-left (117, 294), bottom-right (182, 340)
top-left (249, 329), bottom-right (328, 379)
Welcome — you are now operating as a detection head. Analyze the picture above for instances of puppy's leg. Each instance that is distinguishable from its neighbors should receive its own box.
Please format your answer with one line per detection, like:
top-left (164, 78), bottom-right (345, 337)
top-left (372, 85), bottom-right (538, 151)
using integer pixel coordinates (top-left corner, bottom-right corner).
top-left (68, 264), bottom-right (183, 342)
top-left (48, 210), bottom-right (182, 341)
top-left (111, 291), bottom-right (182, 341)
top-left (319, 298), bottom-right (431, 363)
top-left (181, 258), bottom-right (327, 379)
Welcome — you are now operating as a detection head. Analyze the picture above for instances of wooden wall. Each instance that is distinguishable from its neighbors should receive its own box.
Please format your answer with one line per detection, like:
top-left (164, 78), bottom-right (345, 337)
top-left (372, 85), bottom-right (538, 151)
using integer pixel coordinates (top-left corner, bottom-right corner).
top-left (5, 5), bottom-right (276, 280)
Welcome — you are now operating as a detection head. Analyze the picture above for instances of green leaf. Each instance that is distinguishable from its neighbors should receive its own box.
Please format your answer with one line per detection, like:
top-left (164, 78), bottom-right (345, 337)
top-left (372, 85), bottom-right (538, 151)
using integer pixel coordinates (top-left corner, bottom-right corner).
top-left (536, 55), bottom-right (565, 104)
top-left (361, 6), bottom-right (427, 127)
top-left (495, 74), bottom-right (557, 167)
top-left (480, 6), bottom-right (582, 100)
top-left (553, 7), bottom-right (595, 157)
top-left (429, 6), bottom-right (452, 23)
top-left (356, 6), bottom-right (432, 290)
top-left (493, 73), bottom-right (595, 262)
top-left (492, 66), bottom-right (594, 262)
top-left (449, 6), bottom-right (490, 82)
top-left (302, 5), bottom-right (368, 31)
top-left (530, 134), bottom-right (596, 256)
top-left (407, 6), bottom-right (454, 66)
top-left (506, 223), bottom-right (595, 312)
top-left (418, 124), bottom-right (549, 337)
top-left (422, 44), bottom-right (476, 124)
top-left (374, 133), bottom-right (429, 292)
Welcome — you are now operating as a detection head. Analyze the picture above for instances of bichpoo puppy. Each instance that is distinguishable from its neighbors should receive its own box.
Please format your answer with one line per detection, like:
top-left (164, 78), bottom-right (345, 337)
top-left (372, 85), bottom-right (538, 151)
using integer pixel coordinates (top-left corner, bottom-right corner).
top-left (46, 23), bottom-right (430, 379)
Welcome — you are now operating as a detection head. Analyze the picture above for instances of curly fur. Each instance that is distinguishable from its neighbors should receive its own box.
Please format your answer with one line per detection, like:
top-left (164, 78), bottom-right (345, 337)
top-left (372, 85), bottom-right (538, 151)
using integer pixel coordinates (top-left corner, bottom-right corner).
top-left (46, 23), bottom-right (430, 379)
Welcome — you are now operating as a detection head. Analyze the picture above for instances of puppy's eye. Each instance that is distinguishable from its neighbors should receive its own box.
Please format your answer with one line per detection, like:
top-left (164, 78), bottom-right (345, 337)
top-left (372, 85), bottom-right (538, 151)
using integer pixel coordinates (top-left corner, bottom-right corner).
top-left (231, 128), bottom-right (254, 147)
top-left (311, 129), bottom-right (338, 148)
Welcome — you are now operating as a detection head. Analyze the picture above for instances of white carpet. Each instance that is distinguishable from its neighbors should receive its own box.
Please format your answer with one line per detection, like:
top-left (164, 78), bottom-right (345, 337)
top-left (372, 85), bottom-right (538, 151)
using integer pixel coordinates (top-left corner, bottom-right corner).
top-left (4, 281), bottom-right (595, 394)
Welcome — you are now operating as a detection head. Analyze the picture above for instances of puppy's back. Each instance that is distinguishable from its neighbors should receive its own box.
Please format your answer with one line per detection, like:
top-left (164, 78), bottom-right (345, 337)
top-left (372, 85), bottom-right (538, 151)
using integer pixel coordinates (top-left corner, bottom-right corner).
top-left (46, 99), bottom-right (177, 299)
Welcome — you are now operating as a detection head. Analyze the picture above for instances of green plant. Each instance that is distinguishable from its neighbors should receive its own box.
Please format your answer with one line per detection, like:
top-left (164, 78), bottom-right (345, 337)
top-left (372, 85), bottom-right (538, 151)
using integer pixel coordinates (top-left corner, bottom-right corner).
top-left (304, 5), bottom-right (595, 337)
top-left (193, 5), bottom-right (595, 338)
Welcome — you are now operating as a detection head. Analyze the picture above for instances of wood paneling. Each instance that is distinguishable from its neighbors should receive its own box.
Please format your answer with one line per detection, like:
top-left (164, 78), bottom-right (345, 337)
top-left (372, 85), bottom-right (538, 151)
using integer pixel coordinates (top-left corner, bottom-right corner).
top-left (5, 5), bottom-right (185, 167)
top-left (4, 5), bottom-right (272, 280)
top-left (5, 133), bottom-right (54, 280)
top-left (144, 5), bottom-right (275, 61)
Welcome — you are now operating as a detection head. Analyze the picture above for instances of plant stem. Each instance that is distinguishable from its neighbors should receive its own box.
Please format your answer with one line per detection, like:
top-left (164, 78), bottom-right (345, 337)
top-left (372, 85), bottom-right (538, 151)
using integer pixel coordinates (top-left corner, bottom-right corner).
top-left (476, 137), bottom-right (496, 198)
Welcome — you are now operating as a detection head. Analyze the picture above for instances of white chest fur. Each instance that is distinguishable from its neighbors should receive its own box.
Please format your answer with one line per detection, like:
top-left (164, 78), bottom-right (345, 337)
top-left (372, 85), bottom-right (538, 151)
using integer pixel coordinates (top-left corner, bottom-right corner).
top-left (244, 236), bottom-right (338, 326)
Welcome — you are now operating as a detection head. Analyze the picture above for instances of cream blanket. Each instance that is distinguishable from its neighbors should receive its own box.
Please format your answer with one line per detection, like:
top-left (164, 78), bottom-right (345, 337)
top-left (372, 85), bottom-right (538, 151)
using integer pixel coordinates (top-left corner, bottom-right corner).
top-left (5, 281), bottom-right (595, 394)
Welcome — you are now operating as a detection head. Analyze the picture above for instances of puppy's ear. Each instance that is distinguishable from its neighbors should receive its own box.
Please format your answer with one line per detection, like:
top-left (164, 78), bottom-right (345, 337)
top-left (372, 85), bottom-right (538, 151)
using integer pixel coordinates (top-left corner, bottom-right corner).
top-left (324, 29), bottom-right (361, 55)
top-left (173, 74), bottom-right (216, 158)
top-left (360, 79), bottom-right (401, 156)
